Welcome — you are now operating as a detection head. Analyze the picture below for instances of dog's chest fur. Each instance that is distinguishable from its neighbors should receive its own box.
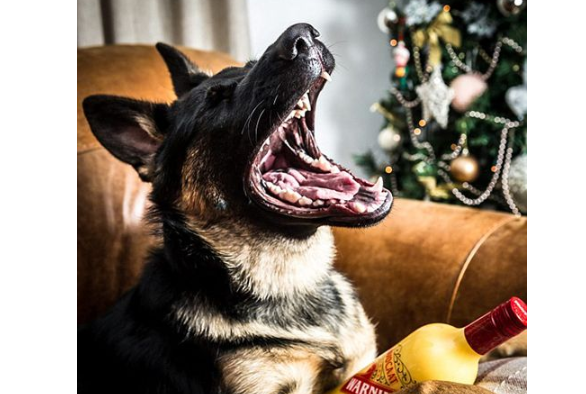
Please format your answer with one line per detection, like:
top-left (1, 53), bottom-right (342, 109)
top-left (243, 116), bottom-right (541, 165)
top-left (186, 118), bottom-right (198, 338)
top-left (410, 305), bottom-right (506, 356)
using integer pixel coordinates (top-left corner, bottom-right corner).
top-left (175, 226), bottom-right (377, 394)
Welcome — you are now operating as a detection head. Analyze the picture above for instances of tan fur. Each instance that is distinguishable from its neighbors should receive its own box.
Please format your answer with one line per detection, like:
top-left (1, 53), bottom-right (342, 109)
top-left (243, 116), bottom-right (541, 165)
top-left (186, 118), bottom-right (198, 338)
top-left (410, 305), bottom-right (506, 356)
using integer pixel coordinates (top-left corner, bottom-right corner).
top-left (134, 114), bottom-right (163, 141)
top-left (173, 222), bottom-right (377, 393)
top-left (180, 147), bottom-right (210, 215)
top-left (209, 298), bottom-right (376, 394)
top-left (193, 224), bottom-right (335, 300)
top-left (219, 347), bottom-right (325, 394)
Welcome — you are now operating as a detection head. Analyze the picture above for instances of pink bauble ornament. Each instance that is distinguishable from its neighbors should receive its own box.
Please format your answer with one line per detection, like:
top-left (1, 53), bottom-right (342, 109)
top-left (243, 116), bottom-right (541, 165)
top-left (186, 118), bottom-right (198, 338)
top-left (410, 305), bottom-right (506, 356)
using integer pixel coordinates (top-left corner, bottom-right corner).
top-left (393, 41), bottom-right (410, 68)
top-left (450, 74), bottom-right (488, 112)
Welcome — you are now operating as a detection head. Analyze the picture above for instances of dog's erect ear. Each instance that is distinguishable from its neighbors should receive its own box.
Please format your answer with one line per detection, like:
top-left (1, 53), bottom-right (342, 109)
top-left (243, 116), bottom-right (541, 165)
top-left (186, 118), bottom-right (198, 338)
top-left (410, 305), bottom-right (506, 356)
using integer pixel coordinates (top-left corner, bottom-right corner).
top-left (83, 95), bottom-right (169, 182)
top-left (156, 43), bottom-right (210, 97)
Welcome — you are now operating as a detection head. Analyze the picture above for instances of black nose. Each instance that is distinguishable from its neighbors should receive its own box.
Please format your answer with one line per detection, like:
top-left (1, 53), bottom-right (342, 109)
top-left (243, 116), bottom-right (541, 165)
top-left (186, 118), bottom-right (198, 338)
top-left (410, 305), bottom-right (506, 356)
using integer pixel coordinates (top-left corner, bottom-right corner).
top-left (275, 23), bottom-right (320, 61)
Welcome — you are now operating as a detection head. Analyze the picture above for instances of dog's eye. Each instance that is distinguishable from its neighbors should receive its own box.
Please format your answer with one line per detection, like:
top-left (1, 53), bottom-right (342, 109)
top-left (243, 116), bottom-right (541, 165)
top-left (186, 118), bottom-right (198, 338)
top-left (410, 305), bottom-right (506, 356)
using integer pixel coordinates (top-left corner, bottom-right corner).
top-left (206, 81), bottom-right (237, 105)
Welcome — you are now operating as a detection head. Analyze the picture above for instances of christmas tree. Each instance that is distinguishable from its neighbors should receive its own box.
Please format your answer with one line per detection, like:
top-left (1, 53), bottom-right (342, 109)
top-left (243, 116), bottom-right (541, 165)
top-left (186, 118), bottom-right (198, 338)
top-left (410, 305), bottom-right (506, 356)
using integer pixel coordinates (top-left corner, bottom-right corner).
top-left (356, 0), bottom-right (527, 215)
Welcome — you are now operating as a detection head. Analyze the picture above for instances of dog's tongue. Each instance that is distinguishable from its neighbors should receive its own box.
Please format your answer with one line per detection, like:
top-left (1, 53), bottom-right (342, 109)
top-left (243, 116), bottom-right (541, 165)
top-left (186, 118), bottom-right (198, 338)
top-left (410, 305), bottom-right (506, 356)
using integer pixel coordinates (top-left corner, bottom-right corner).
top-left (263, 168), bottom-right (360, 201)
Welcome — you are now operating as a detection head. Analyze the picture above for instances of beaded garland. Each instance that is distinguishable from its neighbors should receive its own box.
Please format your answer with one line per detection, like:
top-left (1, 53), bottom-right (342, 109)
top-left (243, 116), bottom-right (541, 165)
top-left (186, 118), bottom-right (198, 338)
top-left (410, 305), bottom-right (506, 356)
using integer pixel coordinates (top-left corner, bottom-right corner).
top-left (388, 36), bottom-right (525, 216)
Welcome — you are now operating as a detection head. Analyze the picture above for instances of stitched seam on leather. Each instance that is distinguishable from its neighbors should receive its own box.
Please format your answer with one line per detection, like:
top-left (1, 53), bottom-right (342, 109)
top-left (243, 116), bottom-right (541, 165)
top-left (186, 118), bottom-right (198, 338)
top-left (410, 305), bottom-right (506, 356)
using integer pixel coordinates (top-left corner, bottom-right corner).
top-left (446, 216), bottom-right (519, 323)
top-left (77, 146), bottom-right (105, 156)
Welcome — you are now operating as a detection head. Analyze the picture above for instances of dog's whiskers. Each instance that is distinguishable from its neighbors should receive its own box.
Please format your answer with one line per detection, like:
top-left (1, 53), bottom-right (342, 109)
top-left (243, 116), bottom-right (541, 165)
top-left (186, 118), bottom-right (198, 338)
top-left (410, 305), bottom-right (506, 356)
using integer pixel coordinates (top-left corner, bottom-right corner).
top-left (241, 100), bottom-right (265, 145)
top-left (254, 109), bottom-right (266, 143)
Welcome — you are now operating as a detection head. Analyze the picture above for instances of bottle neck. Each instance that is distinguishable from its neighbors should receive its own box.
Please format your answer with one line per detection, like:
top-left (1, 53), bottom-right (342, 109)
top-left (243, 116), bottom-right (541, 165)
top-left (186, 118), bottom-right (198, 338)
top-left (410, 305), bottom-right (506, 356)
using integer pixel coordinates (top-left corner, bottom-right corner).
top-left (463, 297), bottom-right (527, 355)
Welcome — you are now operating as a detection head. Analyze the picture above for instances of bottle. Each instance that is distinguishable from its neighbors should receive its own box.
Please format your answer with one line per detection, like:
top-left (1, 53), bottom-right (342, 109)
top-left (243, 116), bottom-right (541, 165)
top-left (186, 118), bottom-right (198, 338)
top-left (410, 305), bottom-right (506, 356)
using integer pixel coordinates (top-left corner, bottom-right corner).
top-left (329, 297), bottom-right (527, 394)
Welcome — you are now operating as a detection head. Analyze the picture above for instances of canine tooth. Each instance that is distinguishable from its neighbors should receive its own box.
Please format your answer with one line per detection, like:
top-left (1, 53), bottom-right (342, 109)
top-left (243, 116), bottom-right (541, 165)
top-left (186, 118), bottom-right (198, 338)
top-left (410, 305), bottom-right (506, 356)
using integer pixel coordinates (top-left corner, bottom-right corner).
top-left (330, 166), bottom-right (340, 174)
top-left (317, 156), bottom-right (331, 171)
top-left (302, 94), bottom-right (311, 111)
top-left (298, 197), bottom-right (313, 206)
top-left (320, 71), bottom-right (332, 82)
top-left (300, 153), bottom-right (314, 164)
top-left (297, 99), bottom-right (304, 109)
top-left (373, 177), bottom-right (383, 193)
top-left (294, 109), bottom-right (306, 119)
top-left (350, 201), bottom-right (366, 214)
top-left (312, 199), bottom-right (325, 207)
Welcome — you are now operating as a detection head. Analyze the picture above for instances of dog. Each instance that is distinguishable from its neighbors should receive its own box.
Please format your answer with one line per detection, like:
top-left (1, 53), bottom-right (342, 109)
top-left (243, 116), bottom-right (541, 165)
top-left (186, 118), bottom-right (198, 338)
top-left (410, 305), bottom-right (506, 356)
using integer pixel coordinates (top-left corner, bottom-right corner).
top-left (79, 23), bottom-right (491, 394)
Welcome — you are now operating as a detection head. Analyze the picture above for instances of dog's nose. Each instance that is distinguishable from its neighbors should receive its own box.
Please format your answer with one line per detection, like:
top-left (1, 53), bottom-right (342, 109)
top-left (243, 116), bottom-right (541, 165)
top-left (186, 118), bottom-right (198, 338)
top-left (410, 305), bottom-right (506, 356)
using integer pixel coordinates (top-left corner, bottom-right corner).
top-left (275, 23), bottom-right (320, 61)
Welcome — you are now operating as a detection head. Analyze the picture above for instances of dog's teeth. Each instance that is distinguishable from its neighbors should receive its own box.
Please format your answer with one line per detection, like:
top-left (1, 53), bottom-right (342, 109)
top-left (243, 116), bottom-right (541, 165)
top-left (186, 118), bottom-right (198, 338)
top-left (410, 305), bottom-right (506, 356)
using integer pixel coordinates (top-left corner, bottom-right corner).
top-left (302, 94), bottom-right (311, 111)
top-left (349, 201), bottom-right (366, 214)
top-left (373, 177), bottom-right (383, 193)
top-left (294, 109), bottom-right (306, 119)
top-left (266, 182), bottom-right (283, 196)
top-left (367, 205), bottom-right (376, 213)
top-left (298, 196), bottom-right (313, 206)
top-left (282, 190), bottom-right (301, 203)
top-left (317, 156), bottom-right (331, 172)
top-left (296, 99), bottom-right (304, 109)
top-left (330, 166), bottom-right (340, 174)
top-left (320, 71), bottom-right (332, 82)
top-left (312, 199), bottom-right (325, 207)
top-left (299, 151), bottom-right (314, 164)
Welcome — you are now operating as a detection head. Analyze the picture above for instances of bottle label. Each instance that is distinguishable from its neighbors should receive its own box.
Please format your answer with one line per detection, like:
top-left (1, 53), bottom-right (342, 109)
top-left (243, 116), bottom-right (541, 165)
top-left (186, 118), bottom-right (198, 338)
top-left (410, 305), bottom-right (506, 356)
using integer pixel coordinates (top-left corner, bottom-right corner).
top-left (339, 345), bottom-right (416, 394)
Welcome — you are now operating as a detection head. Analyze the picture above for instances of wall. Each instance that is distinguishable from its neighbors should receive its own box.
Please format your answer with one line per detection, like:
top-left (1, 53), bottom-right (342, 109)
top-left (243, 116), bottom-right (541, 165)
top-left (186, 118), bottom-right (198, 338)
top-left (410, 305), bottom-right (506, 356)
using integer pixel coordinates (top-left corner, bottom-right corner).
top-left (247, 0), bottom-right (391, 176)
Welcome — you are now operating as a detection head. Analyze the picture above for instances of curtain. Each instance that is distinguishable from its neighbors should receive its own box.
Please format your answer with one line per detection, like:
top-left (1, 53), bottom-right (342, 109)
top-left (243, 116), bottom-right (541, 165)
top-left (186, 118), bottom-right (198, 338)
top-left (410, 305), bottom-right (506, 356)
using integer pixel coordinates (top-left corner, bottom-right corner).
top-left (77, 0), bottom-right (251, 62)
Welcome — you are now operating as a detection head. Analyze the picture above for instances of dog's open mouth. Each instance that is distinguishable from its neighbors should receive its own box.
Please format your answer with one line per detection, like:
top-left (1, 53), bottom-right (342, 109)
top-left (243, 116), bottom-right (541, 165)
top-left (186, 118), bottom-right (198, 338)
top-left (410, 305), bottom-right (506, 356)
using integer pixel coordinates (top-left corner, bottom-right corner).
top-left (247, 72), bottom-right (393, 225)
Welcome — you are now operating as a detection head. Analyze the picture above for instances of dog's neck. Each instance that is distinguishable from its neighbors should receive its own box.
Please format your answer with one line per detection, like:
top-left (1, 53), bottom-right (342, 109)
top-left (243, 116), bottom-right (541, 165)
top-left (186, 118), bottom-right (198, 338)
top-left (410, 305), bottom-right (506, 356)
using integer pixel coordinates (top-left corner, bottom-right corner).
top-left (185, 221), bottom-right (335, 300)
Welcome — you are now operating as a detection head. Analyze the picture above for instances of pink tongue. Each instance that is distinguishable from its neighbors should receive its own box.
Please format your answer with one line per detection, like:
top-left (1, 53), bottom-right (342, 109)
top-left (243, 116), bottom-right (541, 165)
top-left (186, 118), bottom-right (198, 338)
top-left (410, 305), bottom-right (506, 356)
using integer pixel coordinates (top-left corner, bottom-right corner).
top-left (263, 168), bottom-right (360, 200)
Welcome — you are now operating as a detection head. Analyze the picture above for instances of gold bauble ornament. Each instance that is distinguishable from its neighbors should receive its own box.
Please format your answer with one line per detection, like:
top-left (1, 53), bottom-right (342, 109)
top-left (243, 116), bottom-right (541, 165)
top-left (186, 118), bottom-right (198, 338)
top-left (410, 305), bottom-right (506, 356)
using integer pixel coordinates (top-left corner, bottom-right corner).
top-left (450, 155), bottom-right (479, 182)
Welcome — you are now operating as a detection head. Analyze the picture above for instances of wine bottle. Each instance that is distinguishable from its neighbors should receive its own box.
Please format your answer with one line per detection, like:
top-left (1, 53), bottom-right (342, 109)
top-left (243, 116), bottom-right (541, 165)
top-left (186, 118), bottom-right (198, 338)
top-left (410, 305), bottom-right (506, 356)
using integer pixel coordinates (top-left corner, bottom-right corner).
top-left (329, 297), bottom-right (527, 394)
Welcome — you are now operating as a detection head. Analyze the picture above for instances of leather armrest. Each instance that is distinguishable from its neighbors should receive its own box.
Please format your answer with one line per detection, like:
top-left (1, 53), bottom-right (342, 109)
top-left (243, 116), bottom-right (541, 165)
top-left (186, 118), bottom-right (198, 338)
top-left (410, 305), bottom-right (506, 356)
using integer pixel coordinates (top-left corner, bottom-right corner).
top-left (332, 199), bottom-right (526, 350)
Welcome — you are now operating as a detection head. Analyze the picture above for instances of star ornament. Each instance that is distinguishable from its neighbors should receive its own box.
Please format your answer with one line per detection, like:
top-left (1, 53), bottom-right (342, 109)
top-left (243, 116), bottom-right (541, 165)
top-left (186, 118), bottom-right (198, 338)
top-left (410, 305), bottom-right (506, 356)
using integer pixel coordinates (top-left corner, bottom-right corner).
top-left (416, 66), bottom-right (454, 129)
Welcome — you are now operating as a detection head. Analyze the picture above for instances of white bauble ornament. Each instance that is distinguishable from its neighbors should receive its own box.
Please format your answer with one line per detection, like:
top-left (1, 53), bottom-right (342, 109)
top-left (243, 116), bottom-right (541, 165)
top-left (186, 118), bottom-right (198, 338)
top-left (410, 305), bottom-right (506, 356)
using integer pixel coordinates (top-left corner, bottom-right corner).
top-left (506, 60), bottom-right (527, 120)
top-left (506, 86), bottom-right (527, 120)
top-left (377, 8), bottom-right (398, 34)
top-left (378, 126), bottom-right (402, 151)
top-left (497, 0), bottom-right (527, 17)
top-left (507, 154), bottom-right (527, 213)
top-left (450, 74), bottom-right (488, 112)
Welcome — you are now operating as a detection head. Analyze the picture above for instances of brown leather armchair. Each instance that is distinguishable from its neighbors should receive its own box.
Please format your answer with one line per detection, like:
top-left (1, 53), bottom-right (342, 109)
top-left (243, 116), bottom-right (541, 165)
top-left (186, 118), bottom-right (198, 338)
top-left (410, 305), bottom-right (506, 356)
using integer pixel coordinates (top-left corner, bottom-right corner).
top-left (77, 45), bottom-right (527, 352)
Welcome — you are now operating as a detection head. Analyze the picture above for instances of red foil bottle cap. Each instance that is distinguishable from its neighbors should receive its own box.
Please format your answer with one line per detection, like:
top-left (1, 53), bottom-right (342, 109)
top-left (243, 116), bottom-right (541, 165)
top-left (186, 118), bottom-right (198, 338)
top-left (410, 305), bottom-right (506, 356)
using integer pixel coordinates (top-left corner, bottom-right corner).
top-left (464, 297), bottom-right (527, 355)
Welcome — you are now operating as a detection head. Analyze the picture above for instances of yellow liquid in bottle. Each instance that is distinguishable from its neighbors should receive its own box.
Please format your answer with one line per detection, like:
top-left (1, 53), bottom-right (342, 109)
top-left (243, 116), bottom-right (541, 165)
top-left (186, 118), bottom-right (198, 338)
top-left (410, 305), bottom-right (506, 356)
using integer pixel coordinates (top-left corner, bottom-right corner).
top-left (329, 324), bottom-right (481, 394)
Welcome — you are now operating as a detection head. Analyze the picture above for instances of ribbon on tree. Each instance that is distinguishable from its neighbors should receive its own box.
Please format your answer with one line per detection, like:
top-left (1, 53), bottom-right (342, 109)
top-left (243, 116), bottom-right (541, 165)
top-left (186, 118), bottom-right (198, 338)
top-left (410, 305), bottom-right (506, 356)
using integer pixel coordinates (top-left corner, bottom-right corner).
top-left (412, 11), bottom-right (461, 67)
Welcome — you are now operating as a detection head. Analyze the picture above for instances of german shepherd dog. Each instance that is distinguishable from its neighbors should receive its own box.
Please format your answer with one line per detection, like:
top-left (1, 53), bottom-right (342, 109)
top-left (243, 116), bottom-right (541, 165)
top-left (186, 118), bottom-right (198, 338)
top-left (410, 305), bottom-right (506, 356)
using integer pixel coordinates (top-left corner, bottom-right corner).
top-left (79, 23), bottom-right (489, 394)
